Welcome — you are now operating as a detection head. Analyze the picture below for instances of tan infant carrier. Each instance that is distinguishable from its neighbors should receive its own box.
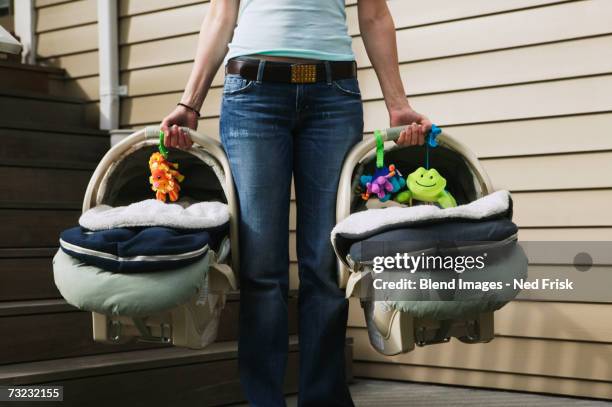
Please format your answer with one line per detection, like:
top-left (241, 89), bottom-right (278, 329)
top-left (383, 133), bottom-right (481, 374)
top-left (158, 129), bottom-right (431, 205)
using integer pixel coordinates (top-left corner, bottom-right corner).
top-left (332, 126), bottom-right (528, 355)
top-left (53, 127), bottom-right (239, 349)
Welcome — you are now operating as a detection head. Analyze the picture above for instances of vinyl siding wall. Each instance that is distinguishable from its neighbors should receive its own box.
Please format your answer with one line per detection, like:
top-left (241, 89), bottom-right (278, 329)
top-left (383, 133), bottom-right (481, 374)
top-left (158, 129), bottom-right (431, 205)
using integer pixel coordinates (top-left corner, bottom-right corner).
top-left (34, 0), bottom-right (99, 124)
top-left (35, 0), bottom-right (612, 399)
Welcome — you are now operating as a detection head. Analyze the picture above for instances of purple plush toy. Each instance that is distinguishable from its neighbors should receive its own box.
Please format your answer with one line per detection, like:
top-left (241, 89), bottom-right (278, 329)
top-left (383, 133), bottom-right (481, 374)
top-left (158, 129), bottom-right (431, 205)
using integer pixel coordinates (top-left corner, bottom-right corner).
top-left (367, 175), bottom-right (394, 200)
top-left (360, 164), bottom-right (405, 202)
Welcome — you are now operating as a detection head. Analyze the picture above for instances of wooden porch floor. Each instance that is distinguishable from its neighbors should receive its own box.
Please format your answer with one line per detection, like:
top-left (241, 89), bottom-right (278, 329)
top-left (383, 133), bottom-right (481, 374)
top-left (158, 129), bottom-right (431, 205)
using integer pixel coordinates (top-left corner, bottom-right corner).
top-left (235, 379), bottom-right (612, 406)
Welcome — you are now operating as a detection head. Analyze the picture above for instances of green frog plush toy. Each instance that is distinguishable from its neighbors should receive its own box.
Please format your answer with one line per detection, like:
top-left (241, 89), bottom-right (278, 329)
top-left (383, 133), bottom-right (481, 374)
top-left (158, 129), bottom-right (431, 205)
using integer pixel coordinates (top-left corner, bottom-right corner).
top-left (396, 167), bottom-right (457, 208)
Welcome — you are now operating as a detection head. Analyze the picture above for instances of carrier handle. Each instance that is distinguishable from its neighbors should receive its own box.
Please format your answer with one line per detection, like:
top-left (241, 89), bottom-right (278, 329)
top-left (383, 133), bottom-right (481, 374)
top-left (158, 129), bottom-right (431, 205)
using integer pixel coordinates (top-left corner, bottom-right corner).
top-left (150, 126), bottom-right (203, 148)
top-left (380, 124), bottom-right (442, 147)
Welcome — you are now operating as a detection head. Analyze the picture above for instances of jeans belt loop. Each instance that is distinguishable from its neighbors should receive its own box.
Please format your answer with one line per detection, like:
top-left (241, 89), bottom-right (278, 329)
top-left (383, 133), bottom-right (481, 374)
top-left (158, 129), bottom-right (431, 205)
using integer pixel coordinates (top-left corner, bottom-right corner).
top-left (324, 61), bottom-right (333, 85)
top-left (256, 60), bottom-right (267, 84)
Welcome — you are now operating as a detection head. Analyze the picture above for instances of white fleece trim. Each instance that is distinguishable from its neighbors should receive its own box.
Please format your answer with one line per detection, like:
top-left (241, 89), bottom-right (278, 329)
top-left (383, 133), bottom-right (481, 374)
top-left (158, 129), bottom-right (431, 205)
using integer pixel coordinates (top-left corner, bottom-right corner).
top-left (332, 190), bottom-right (511, 241)
top-left (79, 199), bottom-right (229, 231)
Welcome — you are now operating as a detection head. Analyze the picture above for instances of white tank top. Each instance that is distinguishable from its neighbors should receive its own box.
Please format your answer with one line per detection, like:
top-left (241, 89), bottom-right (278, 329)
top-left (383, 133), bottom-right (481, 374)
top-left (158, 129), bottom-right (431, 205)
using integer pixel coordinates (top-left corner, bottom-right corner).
top-left (224, 0), bottom-right (355, 65)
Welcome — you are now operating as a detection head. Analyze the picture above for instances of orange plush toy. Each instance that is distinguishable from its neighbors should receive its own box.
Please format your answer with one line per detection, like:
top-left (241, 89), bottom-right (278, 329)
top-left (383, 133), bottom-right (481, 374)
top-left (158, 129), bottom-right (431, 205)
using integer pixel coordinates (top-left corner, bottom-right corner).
top-left (149, 151), bottom-right (185, 202)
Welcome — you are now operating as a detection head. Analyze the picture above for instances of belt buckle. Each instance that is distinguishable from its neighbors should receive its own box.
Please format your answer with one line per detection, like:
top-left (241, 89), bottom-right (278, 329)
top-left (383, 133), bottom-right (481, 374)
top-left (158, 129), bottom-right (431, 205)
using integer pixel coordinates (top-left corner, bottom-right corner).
top-left (291, 64), bottom-right (317, 83)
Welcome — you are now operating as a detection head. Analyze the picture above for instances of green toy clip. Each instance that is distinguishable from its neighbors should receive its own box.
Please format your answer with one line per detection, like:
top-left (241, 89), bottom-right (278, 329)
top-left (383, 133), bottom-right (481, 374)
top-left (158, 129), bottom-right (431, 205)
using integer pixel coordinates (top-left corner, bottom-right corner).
top-left (158, 130), bottom-right (169, 158)
top-left (374, 130), bottom-right (385, 169)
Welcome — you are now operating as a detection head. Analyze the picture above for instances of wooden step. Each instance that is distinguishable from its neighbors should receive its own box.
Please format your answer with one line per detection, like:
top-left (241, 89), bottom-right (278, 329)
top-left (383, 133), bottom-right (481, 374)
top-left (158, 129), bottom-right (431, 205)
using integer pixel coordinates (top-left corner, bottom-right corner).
top-left (0, 89), bottom-right (86, 128)
top-left (0, 336), bottom-right (353, 407)
top-left (0, 299), bottom-right (167, 366)
top-left (0, 248), bottom-right (60, 301)
top-left (0, 295), bottom-right (298, 365)
top-left (0, 339), bottom-right (303, 406)
top-left (1, 166), bottom-right (92, 209)
top-left (0, 125), bottom-right (108, 170)
top-left (0, 61), bottom-right (66, 95)
top-left (0, 337), bottom-right (353, 406)
top-left (0, 209), bottom-right (80, 248)
top-left (0, 119), bottom-right (109, 137)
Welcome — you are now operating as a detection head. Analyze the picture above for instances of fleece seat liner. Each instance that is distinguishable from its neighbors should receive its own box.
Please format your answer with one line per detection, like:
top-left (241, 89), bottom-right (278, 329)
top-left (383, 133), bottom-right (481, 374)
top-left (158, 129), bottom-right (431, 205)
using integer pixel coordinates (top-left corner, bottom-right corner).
top-left (79, 199), bottom-right (229, 231)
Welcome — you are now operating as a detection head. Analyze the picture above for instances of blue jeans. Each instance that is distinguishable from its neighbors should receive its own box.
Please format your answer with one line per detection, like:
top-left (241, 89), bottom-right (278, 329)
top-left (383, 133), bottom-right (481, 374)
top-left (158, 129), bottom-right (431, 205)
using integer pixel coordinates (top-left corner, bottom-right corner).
top-left (220, 62), bottom-right (364, 407)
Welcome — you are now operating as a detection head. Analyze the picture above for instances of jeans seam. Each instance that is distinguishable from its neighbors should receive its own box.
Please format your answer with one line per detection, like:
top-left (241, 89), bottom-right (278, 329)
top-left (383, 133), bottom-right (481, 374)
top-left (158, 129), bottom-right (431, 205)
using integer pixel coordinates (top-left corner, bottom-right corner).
top-left (256, 60), bottom-right (267, 84)
top-left (324, 61), bottom-right (332, 85)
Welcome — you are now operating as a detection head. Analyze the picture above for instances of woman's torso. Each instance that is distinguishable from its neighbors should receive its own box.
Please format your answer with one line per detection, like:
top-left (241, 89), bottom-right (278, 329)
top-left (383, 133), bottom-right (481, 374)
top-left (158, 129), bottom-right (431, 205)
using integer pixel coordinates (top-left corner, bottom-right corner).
top-left (224, 0), bottom-right (355, 65)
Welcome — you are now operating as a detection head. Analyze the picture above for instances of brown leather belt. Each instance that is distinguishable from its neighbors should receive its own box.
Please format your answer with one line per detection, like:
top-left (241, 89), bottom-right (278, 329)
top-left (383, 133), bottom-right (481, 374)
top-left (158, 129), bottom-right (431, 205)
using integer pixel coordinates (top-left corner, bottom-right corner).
top-left (225, 57), bottom-right (357, 84)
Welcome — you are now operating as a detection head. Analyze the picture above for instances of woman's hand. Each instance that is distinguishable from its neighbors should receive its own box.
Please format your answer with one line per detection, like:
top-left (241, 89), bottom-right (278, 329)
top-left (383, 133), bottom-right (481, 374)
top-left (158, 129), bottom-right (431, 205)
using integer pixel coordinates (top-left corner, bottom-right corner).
top-left (390, 107), bottom-right (433, 146)
top-left (160, 105), bottom-right (199, 150)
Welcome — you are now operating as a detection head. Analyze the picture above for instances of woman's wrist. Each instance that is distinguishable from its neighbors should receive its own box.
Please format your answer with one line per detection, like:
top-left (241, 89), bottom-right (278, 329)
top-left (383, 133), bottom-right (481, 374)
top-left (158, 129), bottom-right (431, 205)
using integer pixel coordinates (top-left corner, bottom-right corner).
top-left (385, 92), bottom-right (411, 112)
top-left (180, 93), bottom-right (204, 111)
top-left (177, 102), bottom-right (201, 117)
top-left (388, 102), bottom-right (413, 119)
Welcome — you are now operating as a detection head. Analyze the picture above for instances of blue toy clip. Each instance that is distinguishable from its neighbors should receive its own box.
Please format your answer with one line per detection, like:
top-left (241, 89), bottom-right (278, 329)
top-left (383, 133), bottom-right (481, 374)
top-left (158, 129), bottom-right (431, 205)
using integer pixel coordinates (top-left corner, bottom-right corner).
top-left (425, 124), bottom-right (441, 169)
top-left (427, 124), bottom-right (442, 148)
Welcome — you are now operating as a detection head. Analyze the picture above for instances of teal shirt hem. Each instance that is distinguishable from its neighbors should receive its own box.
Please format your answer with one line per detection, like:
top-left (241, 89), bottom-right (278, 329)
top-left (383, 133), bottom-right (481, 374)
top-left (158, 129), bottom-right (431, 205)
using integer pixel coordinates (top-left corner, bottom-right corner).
top-left (224, 48), bottom-right (355, 66)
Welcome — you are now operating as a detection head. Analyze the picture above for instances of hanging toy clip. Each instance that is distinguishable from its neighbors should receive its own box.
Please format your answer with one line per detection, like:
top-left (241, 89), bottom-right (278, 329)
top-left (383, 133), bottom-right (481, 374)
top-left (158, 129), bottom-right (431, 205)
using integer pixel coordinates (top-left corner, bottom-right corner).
top-left (359, 130), bottom-right (407, 202)
top-left (148, 130), bottom-right (185, 202)
top-left (158, 130), bottom-right (169, 158)
top-left (427, 124), bottom-right (442, 148)
top-left (425, 124), bottom-right (442, 170)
